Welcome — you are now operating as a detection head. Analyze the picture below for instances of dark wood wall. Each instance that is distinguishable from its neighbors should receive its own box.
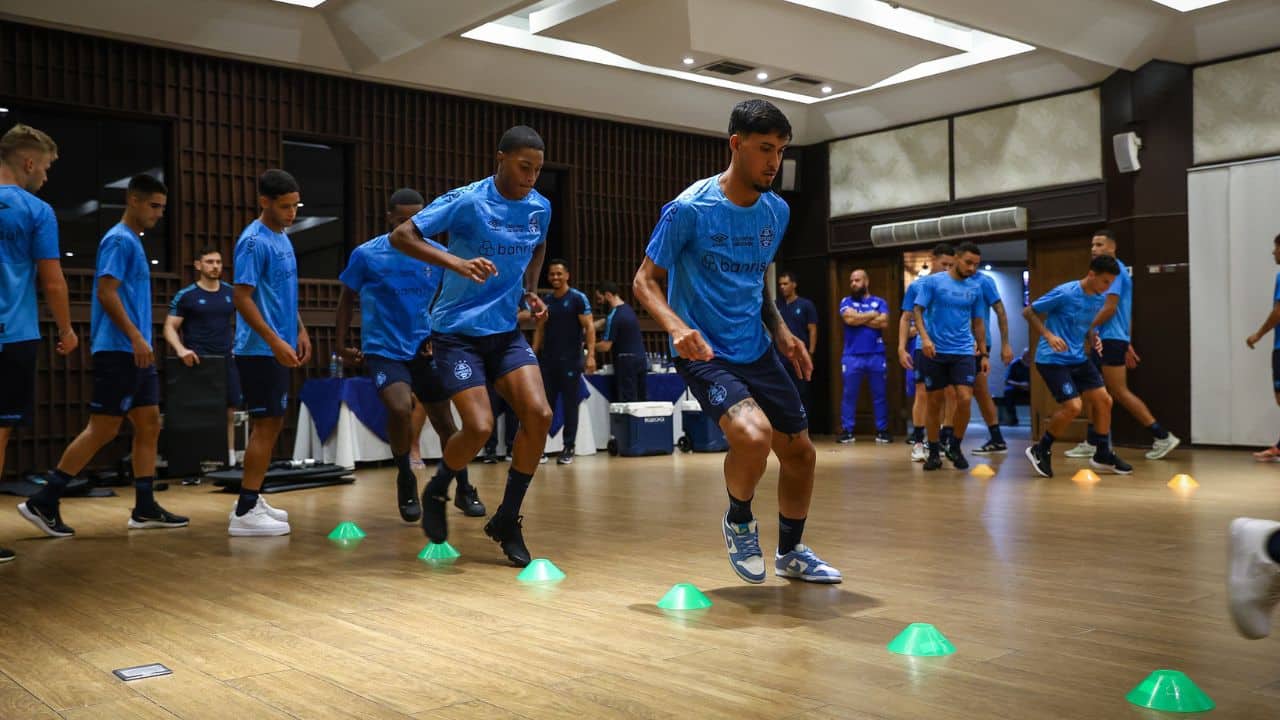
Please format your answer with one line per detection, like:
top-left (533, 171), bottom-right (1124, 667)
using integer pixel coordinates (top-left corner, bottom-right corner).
top-left (0, 20), bottom-right (728, 478)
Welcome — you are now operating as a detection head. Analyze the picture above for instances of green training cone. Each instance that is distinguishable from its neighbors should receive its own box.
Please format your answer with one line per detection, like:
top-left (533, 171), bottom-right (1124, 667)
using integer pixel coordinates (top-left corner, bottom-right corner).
top-left (516, 558), bottom-right (566, 583)
top-left (1126, 670), bottom-right (1215, 713)
top-left (327, 521), bottom-right (367, 542)
top-left (417, 542), bottom-right (460, 563)
top-left (656, 583), bottom-right (713, 610)
top-left (887, 623), bottom-right (956, 656)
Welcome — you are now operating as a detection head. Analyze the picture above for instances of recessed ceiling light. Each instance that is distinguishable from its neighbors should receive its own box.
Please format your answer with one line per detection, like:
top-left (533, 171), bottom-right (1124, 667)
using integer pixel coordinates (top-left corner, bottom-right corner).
top-left (64, 251), bottom-right (73, 257)
top-left (821, 86), bottom-right (833, 94)
top-left (269, 0), bottom-right (327, 7)
top-left (682, 57), bottom-right (695, 65)
top-left (1148, 0), bottom-right (1229, 10)
top-left (0, 107), bottom-right (9, 113)
top-left (150, 259), bottom-right (159, 265)
top-left (756, 72), bottom-right (769, 81)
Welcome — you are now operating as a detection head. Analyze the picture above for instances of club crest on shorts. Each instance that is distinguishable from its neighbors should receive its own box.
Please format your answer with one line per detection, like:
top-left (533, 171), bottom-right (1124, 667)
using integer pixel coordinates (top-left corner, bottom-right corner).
top-left (526, 347), bottom-right (536, 359)
top-left (280, 394), bottom-right (289, 410)
top-left (708, 383), bottom-right (728, 406)
top-left (120, 395), bottom-right (134, 412)
top-left (375, 371), bottom-right (387, 388)
top-left (1062, 382), bottom-right (1075, 396)
top-left (454, 360), bottom-right (473, 380)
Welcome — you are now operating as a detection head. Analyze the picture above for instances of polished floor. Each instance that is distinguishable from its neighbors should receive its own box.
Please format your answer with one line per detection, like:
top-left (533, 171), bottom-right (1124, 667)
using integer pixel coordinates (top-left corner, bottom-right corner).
top-left (1, 435), bottom-right (1278, 719)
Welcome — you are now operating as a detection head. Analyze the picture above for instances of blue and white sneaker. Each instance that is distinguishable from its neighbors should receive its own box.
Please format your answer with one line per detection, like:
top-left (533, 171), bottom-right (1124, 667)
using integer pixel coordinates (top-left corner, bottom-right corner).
top-left (775, 544), bottom-right (843, 584)
top-left (721, 514), bottom-right (766, 584)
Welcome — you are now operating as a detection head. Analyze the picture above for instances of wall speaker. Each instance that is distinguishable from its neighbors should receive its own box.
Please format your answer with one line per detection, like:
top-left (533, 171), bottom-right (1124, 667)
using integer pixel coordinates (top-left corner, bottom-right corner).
top-left (1113, 131), bottom-right (1142, 173)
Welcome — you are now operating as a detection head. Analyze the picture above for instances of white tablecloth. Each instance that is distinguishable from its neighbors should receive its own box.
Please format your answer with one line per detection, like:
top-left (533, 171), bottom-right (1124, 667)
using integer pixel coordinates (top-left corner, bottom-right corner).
top-left (584, 381), bottom-right (694, 450)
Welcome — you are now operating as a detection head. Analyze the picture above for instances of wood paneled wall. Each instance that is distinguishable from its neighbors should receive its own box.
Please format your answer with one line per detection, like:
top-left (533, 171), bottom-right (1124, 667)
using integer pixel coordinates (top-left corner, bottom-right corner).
top-left (0, 20), bottom-right (729, 477)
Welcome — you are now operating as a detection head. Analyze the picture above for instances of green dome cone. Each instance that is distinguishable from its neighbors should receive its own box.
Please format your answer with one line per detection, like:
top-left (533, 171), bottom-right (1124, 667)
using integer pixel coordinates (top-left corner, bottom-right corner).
top-left (1126, 670), bottom-right (1215, 713)
top-left (656, 583), bottom-right (713, 610)
top-left (887, 623), bottom-right (956, 656)
top-left (417, 541), bottom-right (460, 563)
top-left (516, 558), bottom-right (566, 583)
top-left (327, 521), bottom-right (366, 542)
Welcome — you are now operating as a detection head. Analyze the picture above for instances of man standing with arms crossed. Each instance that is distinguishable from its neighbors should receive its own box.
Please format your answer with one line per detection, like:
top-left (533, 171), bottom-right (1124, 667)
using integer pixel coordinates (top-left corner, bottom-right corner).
top-left (838, 269), bottom-right (890, 444)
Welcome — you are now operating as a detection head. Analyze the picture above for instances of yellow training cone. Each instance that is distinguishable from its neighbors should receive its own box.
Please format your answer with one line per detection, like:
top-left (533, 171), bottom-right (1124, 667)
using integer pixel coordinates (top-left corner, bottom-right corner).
top-left (970, 464), bottom-right (995, 478)
top-left (1073, 469), bottom-right (1101, 484)
top-left (1167, 474), bottom-right (1199, 490)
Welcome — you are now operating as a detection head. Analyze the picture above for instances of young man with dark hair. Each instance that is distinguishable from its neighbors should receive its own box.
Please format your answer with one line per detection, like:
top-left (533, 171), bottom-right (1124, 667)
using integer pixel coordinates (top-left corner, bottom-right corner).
top-left (228, 169), bottom-right (312, 536)
top-left (898, 245), bottom-right (955, 462)
top-left (390, 125), bottom-right (553, 567)
top-left (0, 124), bottom-right (76, 561)
top-left (533, 258), bottom-right (594, 465)
top-left (19, 174), bottom-right (186, 537)
top-left (776, 270), bottom-right (818, 412)
top-left (164, 245), bottom-right (240, 464)
top-left (634, 99), bottom-right (840, 585)
top-left (1065, 229), bottom-right (1180, 460)
top-left (595, 281), bottom-right (647, 402)
top-left (336, 188), bottom-right (484, 523)
top-left (1247, 233), bottom-right (1280, 461)
top-left (838, 269), bottom-right (890, 444)
top-left (914, 241), bottom-right (987, 471)
top-left (1022, 254), bottom-right (1131, 478)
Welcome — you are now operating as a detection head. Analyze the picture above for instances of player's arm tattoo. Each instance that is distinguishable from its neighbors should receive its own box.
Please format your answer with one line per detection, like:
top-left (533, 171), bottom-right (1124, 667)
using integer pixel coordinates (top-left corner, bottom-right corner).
top-left (725, 398), bottom-right (760, 418)
top-left (762, 287), bottom-right (784, 335)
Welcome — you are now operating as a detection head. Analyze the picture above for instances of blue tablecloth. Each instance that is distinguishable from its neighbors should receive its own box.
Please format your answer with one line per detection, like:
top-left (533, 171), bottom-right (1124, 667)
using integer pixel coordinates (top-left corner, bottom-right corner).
top-left (299, 377), bottom-right (388, 443)
top-left (586, 372), bottom-right (686, 403)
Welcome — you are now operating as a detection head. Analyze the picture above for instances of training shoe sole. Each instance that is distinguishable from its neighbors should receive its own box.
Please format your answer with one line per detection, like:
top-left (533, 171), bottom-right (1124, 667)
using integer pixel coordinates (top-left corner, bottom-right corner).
top-left (228, 525), bottom-right (291, 537)
top-left (1090, 458), bottom-right (1133, 475)
top-left (17, 502), bottom-right (73, 538)
top-left (128, 518), bottom-right (190, 529)
top-left (776, 568), bottom-right (843, 584)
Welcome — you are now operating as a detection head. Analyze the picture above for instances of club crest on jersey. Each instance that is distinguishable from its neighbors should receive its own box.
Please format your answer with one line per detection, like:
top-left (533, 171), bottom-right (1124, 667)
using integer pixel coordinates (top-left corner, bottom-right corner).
top-left (760, 226), bottom-right (774, 248)
top-left (454, 360), bottom-right (473, 380)
top-left (528, 214), bottom-right (541, 233)
top-left (708, 383), bottom-right (728, 406)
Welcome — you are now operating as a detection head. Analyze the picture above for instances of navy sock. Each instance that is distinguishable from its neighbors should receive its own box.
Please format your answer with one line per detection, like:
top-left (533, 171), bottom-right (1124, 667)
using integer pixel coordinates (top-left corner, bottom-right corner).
top-left (726, 490), bottom-right (753, 524)
top-left (393, 453), bottom-right (413, 483)
top-left (1149, 422), bottom-right (1169, 440)
top-left (1085, 424), bottom-right (1095, 440)
top-left (455, 467), bottom-right (472, 492)
top-left (497, 469), bottom-right (533, 518)
top-left (134, 476), bottom-right (156, 511)
top-left (927, 441), bottom-right (942, 457)
top-left (941, 426), bottom-right (954, 443)
top-left (1095, 435), bottom-right (1112, 456)
top-left (30, 469), bottom-right (72, 510)
top-left (778, 514), bottom-right (806, 554)
top-left (235, 489), bottom-right (259, 517)
top-left (1267, 530), bottom-right (1280, 565)
top-left (426, 462), bottom-right (457, 498)
top-left (1037, 432), bottom-right (1055, 453)
top-left (912, 426), bottom-right (925, 443)
top-left (987, 424), bottom-right (1004, 444)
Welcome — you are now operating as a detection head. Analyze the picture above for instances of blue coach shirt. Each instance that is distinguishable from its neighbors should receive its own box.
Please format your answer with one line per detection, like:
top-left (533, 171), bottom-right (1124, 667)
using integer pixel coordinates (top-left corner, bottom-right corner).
top-left (1099, 258), bottom-right (1132, 342)
top-left (340, 234), bottom-right (445, 361)
top-left (914, 273), bottom-right (984, 356)
top-left (412, 177), bottom-right (550, 337)
top-left (540, 287), bottom-right (591, 363)
top-left (603, 302), bottom-right (645, 356)
top-left (0, 185), bottom-right (59, 343)
top-left (233, 219), bottom-right (298, 357)
top-left (645, 175), bottom-right (788, 364)
top-left (90, 223), bottom-right (152, 354)
top-left (839, 294), bottom-right (887, 355)
top-left (1032, 280), bottom-right (1106, 365)
top-left (776, 296), bottom-right (817, 350)
top-left (169, 282), bottom-right (235, 354)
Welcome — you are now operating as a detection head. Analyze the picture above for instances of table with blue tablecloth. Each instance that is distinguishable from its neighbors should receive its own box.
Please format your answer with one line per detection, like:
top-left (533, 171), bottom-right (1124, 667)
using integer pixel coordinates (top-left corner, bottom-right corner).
top-left (584, 371), bottom-right (693, 450)
top-left (292, 376), bottom-right (596, 467)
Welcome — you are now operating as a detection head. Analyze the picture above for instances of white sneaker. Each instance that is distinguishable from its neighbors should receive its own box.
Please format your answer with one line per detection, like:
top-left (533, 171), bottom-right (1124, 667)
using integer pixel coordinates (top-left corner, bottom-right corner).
top-left (1228, 517), bottom-right (1280, 639)
top-left (228, 498), bottom-right (291, 537)
top-left (1064, 442), bottom-right (1096, 458)
top-left (1146, 433), bottom-right (1181, 460)
top-left (258, 496), bottom-right (288, 522)
top-left (910, 442), bottom-right (927, 463)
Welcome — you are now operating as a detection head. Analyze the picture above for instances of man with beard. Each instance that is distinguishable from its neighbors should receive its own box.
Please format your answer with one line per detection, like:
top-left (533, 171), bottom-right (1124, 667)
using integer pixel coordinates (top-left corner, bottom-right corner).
top-left (837, 269), bottom-right (889, 444)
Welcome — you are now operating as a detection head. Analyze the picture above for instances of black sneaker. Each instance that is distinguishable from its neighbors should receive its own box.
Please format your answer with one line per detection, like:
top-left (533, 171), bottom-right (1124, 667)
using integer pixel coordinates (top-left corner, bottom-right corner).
top-left (1025, 445), bottom-right (1053, 478)
top-left (973, 441), bottom-right (1008, 455)
top-left (950, 447), bottom-right (970, 470)
top-left (875, 431), bottom-right (892, 444)
top-left (0, 547), bottom-right (14, 563)
top-left (17, 501), bottom-right (74, 537)
top-left (557, 447), bottom-right (575, 465)
top-left (484, 513), bottom-right (531, 567)
top-left (454, 484), bottom-right (486, 517)
top-left (923, 452), bottom-right (944, 472)
top-left (836, 431), bottom-right (855, 444)
top-left (420, 488), bottom-right (449, 543)
top-left (128, 504), bottom-right (190, 529)
top-left (943, 439), bottom-right (962, 464)
top-left (1091, 452), bottom-right (1134, 475)
top-left (397, 475), bottom-right (421, 523)
top-left (481, 447), bottom-right (499, 464)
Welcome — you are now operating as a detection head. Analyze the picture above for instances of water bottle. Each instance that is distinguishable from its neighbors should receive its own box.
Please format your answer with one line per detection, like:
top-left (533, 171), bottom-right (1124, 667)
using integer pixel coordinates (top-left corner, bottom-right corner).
top-left (329, 351), bottom-right (339, 378)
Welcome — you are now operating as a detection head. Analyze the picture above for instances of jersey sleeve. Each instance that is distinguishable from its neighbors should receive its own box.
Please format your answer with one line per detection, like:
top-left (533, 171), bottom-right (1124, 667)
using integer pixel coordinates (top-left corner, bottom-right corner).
top-left (874, 297), bottom-right (888, 314)
top-left (169, 287), bottom-right (191, 316)
top-left (1274, 273), bottom-right (1280, 303)
top-left (645, 200), bottom-right (695, 271)
top-left (233, 234), bottom-right (264, 288)
top-left (1107, 267), bottom-right (1128, 299)
top-left (901, 284), bottom-right (917, 313)
top-left (95, 233), bottom-right (132, 281)
top-left (575, 290), bottom-right (591, 316)
top-left (981, 276), bottom-right (1001, 306)
top-left (1031, 285), bottom-right (1064, 315)
top-left (914, 279), bottom-right (934, 309)
top-left (803, 299), bottom-right (818, 325)
top-left (412, 188), bottom-right (471, 239)
top-left (337, 247), bottom-right (367, 292)
top-left (603, 308), bottom-right (617, 341)
top-left (839, 297), bottom-right (854, 315)
top-left (971, 292), bottom-right (985, 319)
top-left (31, 200), bottom-right (59, 260)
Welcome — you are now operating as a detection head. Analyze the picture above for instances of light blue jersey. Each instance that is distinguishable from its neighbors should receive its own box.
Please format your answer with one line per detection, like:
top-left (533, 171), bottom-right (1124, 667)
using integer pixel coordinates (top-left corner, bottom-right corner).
top-left (412, 177), bottom-right (550, 337)
top-left (339, 234), bottom-right (445, 360)
top-left (975, 271), bottom-right (1001, 350)
top-left (1032, 280), bottom-right (1106, 365)
top-left (90, 223), bottom-right (152, 354)
top-left (645, 175), bottom-right (788, 364)
top-left (1099, 258), bottom-right (1132, 342)
top-left (914, 272), bottom-right (984, 356)
top-left (233, 219), bottom-right (298, 357)
top-left (0, 185), bottom-right (59, 343)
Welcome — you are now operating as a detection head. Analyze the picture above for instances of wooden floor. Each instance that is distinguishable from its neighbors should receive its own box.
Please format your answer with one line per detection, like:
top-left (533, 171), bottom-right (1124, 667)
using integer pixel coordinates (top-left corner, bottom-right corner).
top-left (2, 436), bottom-right (1280, 719)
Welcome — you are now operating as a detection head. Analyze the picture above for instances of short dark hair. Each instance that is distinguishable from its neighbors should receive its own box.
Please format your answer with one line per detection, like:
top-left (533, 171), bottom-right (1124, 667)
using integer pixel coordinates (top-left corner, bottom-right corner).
top-left (1093, 228), bottom-right (1116, 242)
top-left (778, 270), bottom-right (796, 283)
top-left (1273, 233), bottom-right (1279, 246)
top-left (931, 243), bottom-right (956, 258)
top-left (597, 280), bottom-right (621, 297)
top-left (498, 125), bottom-right (545, 153)
top-left (259, 169), bottom-right (299, 198)
top-left (955, 242), bottom-right (981, 257)
top-left (388, 187), bottom-right (424, 211)
top-left (127, 173), bottom-right (167, 196)
top-left (1089, 255), bottom-right (1121, 276)
top-left (196, 246), bottom-right (221, 260)
top-left (728, 99), bottom-right (792, 140)
top-left (547, 258), bottom-right (569, 272)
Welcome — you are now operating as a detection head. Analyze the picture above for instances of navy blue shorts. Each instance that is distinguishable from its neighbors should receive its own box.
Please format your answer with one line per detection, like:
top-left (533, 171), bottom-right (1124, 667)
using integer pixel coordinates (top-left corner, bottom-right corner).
top-left (0, 339), bottom-right (39, 427)
top-left (237, 356), bottom-right (292, 418)
top-left (1037, 361), bottom-right (1105, 403)
top-left (1272, 349), bottom-right (1280, 392)
top-left (225, 356), bottom-right (243, 408)
top-left (431, 330), bottom-right (538, 398)
top-left (90, 352), bottom-right (160, 416)
top-left (919, 353), bottom-right (976, 391)
top-left (676, 347), bottom-right (807, 434)
top-left (1091, 339), bottom-right (1128, 368)
top-left (365, 353), bottom-right (450, 405)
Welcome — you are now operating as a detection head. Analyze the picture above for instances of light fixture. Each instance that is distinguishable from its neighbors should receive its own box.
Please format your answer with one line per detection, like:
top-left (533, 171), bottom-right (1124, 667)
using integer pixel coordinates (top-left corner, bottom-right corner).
top-left (297, 203), bottom-right (305, 208)
top-left (821, 86), bottom-right (832, 94)
top-left (0, 107), bottom-right (9, 114)
top-left (756, 72), bottom-right (769, 81)
top-left (682, 57), bottom-right (695, 65)
top-left (64, 251), bottom-right (74, 257)
top-left (1147, 0), bottom-right (1229, 11)
top-left (268, 0), bottom-right (327, 7)
top-left (984, 264), bottom-right (992, 270)
top-left (150, 259), bottom-right (159, 265)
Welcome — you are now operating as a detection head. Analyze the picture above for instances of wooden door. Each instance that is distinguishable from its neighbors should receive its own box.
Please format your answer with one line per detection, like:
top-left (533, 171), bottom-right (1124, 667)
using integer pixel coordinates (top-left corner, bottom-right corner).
top-left (828, 254), bottom-right (906, 435)
top-left (1026, 233), bottom-right (1093, 440)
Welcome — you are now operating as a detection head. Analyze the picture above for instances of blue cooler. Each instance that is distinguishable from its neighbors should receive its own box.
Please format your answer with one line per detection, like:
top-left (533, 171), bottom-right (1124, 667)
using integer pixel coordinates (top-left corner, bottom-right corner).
top-left (679, 398), bottom-right (728, 453)
top-left (607, 402), bottom-right (674, 456)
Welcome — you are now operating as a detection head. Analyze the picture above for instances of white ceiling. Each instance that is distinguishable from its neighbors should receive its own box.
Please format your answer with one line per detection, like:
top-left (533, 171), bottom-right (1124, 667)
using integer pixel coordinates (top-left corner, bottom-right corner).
top-left (1, 0), bottom-right (1277, 145)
